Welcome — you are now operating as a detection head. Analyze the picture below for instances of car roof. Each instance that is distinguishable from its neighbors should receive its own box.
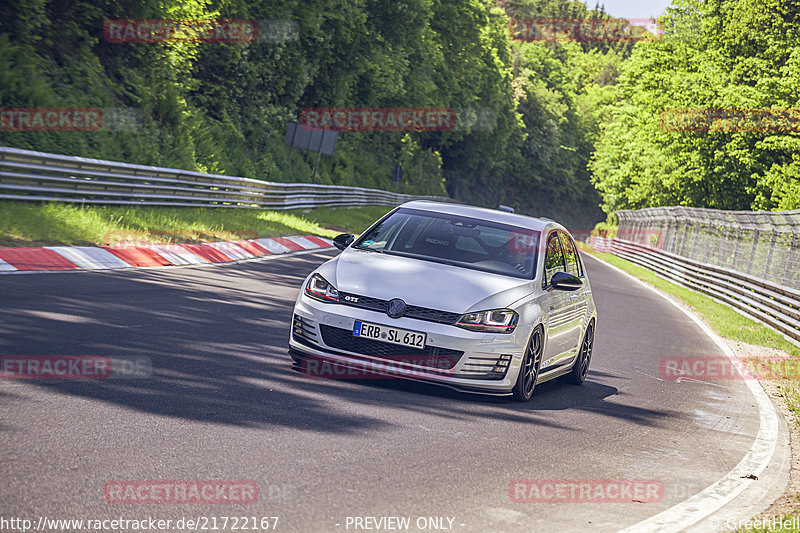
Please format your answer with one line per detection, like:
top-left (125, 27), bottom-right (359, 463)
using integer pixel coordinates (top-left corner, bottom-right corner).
top-left (399, 200), bottom-right (559, 232)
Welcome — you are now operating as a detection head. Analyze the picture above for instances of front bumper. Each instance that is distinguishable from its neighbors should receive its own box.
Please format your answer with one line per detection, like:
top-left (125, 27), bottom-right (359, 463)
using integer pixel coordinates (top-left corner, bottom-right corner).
top-left (289, 295), bottom-right (529, 394)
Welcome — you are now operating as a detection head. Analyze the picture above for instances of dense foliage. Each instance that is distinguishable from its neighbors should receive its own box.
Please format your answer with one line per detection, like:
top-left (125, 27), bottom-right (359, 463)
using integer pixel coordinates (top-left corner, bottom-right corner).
top-left (3, 0), bottom-right (797, 226)
top-left (1, 0), bottom-right (633, 227)
top-left (591, 0), bottom-right (800, 215)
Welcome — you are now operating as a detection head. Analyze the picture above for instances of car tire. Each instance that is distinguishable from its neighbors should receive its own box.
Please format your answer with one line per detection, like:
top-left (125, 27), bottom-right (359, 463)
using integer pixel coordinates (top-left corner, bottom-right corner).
top-left (512, 325), bottom-right (543, 402)
top-left (563, 320), bottom-right (594, 385)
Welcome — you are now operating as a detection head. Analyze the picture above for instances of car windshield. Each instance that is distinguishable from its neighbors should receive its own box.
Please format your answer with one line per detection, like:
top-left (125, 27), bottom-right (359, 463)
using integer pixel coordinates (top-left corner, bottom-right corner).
top-left (353, 207), bottom-right (540, 279)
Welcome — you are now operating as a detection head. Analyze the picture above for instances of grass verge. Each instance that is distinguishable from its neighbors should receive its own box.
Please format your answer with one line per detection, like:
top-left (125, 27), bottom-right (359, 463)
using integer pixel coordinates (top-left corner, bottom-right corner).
top-left (0, 201), bottom-right (392, 247)
top-left (580, 244), bottom-right (800, 532)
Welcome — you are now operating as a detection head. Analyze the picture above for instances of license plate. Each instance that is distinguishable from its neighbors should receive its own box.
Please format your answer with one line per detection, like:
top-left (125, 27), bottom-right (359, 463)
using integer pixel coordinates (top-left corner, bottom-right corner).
top-left (353, 320), bottom-right (427, 350)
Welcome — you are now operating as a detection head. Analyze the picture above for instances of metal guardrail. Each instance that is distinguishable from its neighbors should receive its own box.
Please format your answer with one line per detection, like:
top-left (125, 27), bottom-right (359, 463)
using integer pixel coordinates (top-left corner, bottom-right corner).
top-left (616, 206), bottom-right (800, 290)
top-left (590, 236), bottom-right (800, 345)
top-left (0, 146), bottom-right (452, 209)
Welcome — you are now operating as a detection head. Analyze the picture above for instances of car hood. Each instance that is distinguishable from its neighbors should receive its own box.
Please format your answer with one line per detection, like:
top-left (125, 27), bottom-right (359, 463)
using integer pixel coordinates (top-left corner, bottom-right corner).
top-left (318, 249), bottom-right (533, 313)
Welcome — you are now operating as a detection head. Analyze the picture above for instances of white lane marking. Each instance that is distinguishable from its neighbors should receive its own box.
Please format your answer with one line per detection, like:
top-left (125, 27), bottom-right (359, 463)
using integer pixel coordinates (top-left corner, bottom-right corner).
top-left (205, 241), bottom-right (255, 260)
top-left (149, 244), bottom-right (209, 265)
top-left (584, 254), bottom-right (781, 533)
top-left (285, 236), bottom-right (320, 249)
top-left (45, 246), bottom-right (131, 270)
top-left (253, 238), bottom-right (292, 254)
top-left (0, 257), bottom-right (18, 271)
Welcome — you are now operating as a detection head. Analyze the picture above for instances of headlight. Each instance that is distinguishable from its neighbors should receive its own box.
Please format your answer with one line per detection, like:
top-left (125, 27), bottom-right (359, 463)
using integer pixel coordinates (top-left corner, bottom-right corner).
top-left (455, 309), bottom-right (518, 333)
top-left (305, 274), bottom-right (339, 303)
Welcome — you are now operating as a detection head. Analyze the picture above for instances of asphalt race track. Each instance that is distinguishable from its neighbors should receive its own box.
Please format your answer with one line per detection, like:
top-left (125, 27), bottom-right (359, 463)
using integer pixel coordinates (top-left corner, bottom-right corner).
top-left (0, 251), bottom-right (784, 532)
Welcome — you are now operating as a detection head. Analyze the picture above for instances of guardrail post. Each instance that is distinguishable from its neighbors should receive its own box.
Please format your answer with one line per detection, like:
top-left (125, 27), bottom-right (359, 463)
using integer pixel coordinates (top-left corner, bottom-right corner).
top-left (731, 226), bottom-right (742, 269)
top-left (716, 213), bottom-right (728, 267)
top-left (784, 223), bottom-right (800, 288)
top-left (702, 211), bottom-right (713, 264)
top-left (747, 228), bottom-right (760, 275)
top-left (667, 208), bottom-right (679, 253)
top-left (680, 207), bottom-right (695, 258)
top-left (762, 213), bottom-right (779, 280)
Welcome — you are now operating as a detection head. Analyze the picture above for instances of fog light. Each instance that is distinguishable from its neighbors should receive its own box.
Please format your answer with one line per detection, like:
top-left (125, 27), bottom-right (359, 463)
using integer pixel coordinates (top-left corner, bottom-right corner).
top-left (293, 315), bottom-right (305, 337)
top-left (492, 354), bottom-right (512, 374)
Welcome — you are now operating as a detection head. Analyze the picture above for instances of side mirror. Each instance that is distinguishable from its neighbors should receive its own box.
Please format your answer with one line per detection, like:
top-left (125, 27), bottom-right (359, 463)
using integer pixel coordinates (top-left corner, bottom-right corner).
top-left (333, 233), bottom-right (355, 251)
top-left (549, 271), bottom-right (582, 291)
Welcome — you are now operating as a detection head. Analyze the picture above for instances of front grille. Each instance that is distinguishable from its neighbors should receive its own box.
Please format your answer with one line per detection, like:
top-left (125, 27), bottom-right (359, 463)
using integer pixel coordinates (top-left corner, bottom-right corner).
top-left (340, 294), bottom-right (385, 313)
top-left (338, 292), bottom-right (461, 325)
top-left (406, 305), bottom-right (461, 324)
top-left (319, 324), bottom-right (464, 369)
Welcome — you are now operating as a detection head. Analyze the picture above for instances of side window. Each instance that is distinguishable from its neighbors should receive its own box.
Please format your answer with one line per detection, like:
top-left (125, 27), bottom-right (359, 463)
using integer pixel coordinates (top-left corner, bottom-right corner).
top-left (360, 214), bottom-right (409, 250)
top-left (543, 232), bottom-right (566, 288)
top-left (559, 232), bottom-right (582, 277)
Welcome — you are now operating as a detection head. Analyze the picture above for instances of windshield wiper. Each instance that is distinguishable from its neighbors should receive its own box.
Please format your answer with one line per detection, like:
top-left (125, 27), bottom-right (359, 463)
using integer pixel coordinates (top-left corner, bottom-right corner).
top-left (352, 245), bottom-right (385, 253)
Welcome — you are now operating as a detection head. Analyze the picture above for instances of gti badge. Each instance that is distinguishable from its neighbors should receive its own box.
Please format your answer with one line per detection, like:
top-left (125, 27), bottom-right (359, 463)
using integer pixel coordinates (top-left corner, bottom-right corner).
top-left (386, 298), bottom-right (407, 318)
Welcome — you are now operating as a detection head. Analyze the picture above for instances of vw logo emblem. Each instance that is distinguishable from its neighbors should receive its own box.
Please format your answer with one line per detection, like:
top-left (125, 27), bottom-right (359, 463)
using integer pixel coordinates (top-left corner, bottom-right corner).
top-left (386, 298), bottom-right (407, 318)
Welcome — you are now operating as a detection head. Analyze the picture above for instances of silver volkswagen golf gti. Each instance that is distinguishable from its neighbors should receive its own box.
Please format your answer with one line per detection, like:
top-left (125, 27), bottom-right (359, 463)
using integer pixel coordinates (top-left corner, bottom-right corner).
top-left (289, 201), bottom-right (597, 401)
